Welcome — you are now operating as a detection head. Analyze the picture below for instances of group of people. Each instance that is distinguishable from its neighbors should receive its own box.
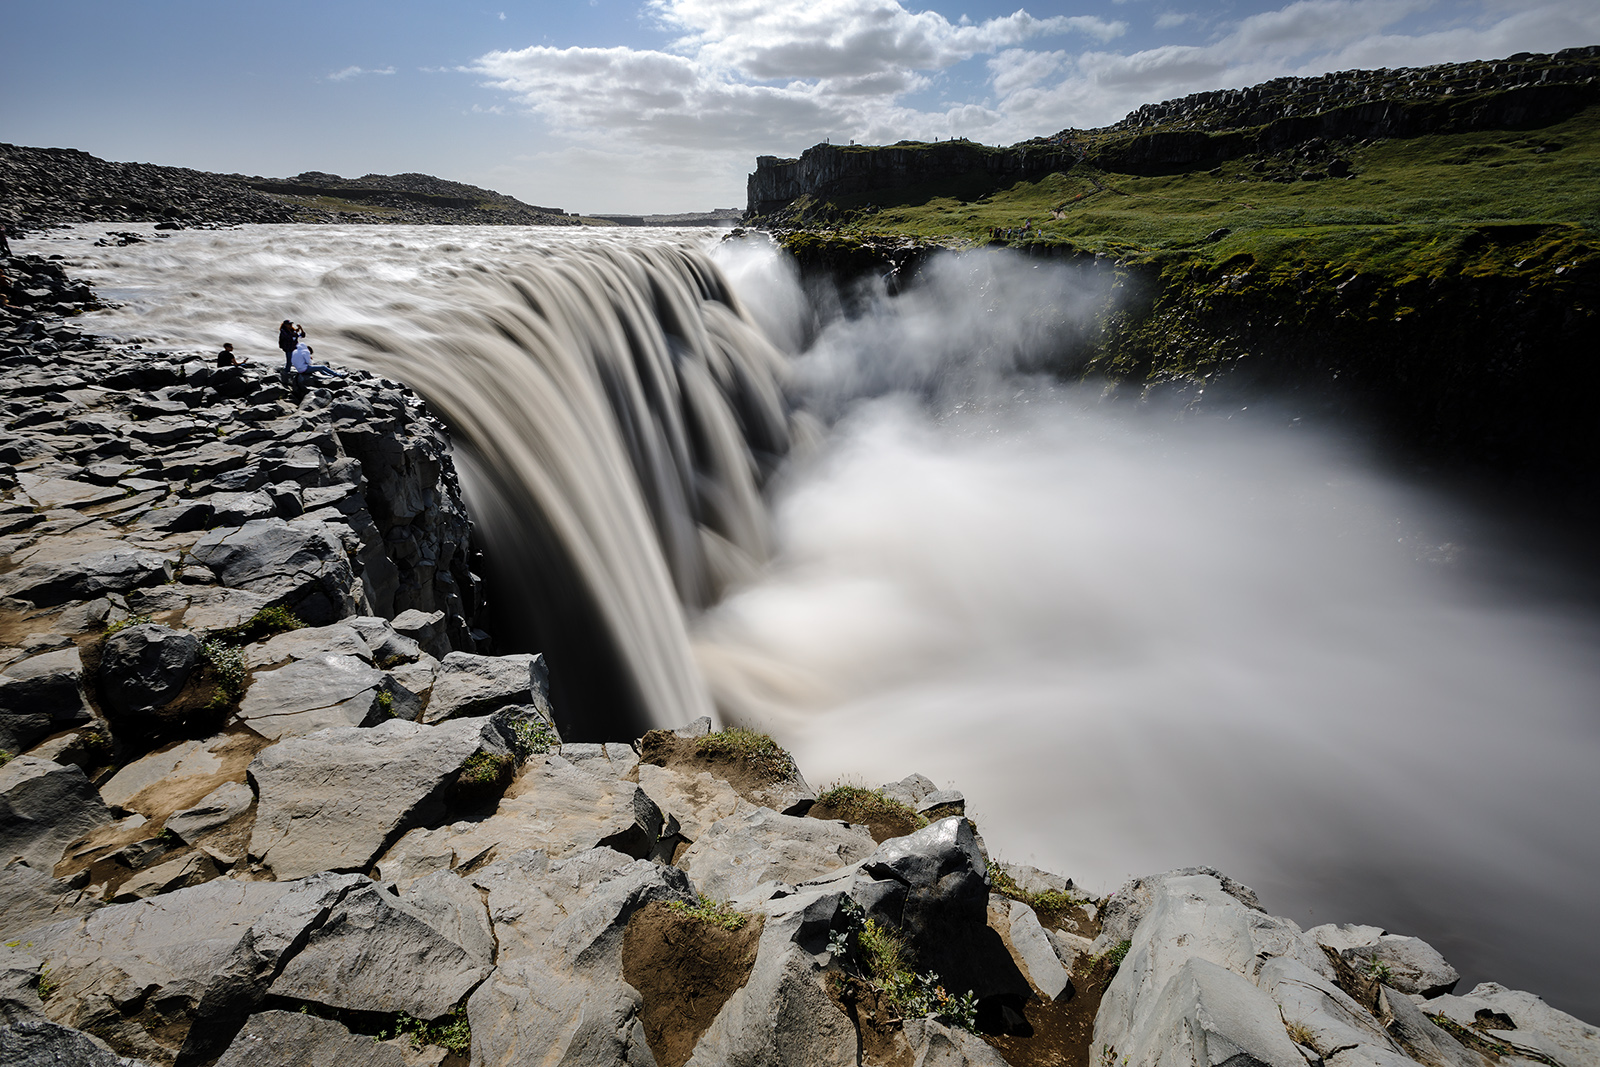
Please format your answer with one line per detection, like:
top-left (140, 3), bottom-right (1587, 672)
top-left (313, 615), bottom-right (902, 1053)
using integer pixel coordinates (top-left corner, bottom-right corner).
top-left (211, 320), bottom-right (348, 385)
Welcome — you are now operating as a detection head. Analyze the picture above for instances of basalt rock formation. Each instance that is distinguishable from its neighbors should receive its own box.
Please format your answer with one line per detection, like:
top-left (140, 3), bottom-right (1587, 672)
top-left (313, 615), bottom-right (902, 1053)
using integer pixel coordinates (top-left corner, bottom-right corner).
top-left (0, 146), bottom-right (577, 228)
top-left (747, 46), bottom-right (1600, 218)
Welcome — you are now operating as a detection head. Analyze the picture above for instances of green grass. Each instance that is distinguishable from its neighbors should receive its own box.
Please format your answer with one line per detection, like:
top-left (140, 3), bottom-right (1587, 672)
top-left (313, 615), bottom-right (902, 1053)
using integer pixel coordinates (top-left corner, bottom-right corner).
top-left (668, 894), bottom-right (750, 931)
top-left (696, 727), bottom-right (796, 777)
top-left (780, 104), bottom-right (1600, 285)
top-left (987, 861), bottom-right (1085, 914)
top-left (381, 1008), bottom-right (471, 1056)
top-left (0, 751), bottom-right (11, 766)
top-left (104, 613), bottom-right (154, 635)
top-left (458, 752), bottom-right (513, 787)
top-left (816, 785), bottom-right (927, 830)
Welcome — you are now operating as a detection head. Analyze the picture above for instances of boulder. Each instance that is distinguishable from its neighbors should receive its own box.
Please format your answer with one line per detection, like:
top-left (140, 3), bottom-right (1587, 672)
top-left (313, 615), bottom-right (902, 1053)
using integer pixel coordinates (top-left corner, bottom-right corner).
top-left (109, 850), bottom-right (221, 902)
top-left (423, 651), bottom-right (549, 723)
top-left (345, 616), bottom-right (422, 667)
top-left (214, 1010), bottom-right (409, 1067)
top-left (0, 548), bottom-right (174, 607)
top-left (1098, 956), bottom-right (1306, 1067)
top-left (98, 624), bottom-right (200, 718)
top-left (0, 756), bottom-right (112, 872)
top-left (1003, 899), bottom-right (1071, 1000)
top-left (248, 717), bottom-right (508, 879)
top-left (1308, 923), bottom-right (1461, 998)
top-left (0, 646), bottom-right (94, 753)
top-left (189, 518), bottom-right (363, 624)
top-left (1257, 955), bottom-right (1402, 1059)
top-left (268, 882), bottom-right (491, 1018)
top-left (0, 1018), bottom-right (147, 1067)
top-left (1426, 982), bottom-right (1600, 1067)
top-left (235, 654), bottom-right (384, 740)
top-left (391, 608), bottom-right (449, 659)
top-left (904, 1017), bottom-right (1011, 1066)
top-left (242, 623), bottom-right (371, 670)
top-left (678, 807), bottom-right (875, 900)
top-left (1376, 984), bottom-right (1491, 1067)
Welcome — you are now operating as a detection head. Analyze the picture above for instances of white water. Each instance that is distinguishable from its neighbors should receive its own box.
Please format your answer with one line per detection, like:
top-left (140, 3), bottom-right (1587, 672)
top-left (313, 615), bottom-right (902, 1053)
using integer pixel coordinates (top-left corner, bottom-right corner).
top-left (28, 224), bottom-right (1600, 1018)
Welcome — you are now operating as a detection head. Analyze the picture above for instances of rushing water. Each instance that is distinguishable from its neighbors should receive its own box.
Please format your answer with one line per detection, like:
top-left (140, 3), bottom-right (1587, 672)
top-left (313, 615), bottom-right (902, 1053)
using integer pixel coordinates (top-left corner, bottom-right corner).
top-left (28, 223), bottom-right (1600, 1019)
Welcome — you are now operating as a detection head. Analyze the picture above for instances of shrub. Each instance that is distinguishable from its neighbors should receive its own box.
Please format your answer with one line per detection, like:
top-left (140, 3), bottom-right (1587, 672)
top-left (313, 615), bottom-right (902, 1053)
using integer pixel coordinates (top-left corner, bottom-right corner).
top-left (508, 716), bottom-right (558, 761)
top-left (201, 640), bottom-right (248, 708)
top-left (385, 1008), bottom-right (470, 1056)
top-left (459, 752), bottom-right (513, 787)
top-left (829, 897), bottom-right (979, 1031)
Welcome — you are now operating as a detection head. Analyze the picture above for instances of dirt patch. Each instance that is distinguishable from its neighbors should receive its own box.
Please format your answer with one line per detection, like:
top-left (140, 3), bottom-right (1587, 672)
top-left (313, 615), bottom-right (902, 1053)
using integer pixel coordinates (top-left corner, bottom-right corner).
top-left (827, 975), bottom-right (917, 1067)
top-left (621, 900), bottom-right (764, 1067)
top-left (636, 729), bottom-right (809, 813)
top-left (981, 957), bottom-right (1116, 1067)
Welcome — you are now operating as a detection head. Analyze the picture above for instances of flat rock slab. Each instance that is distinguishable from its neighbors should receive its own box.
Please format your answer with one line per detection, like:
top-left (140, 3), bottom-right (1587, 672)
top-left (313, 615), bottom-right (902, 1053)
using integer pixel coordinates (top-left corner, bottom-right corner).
top-left (423, 651), bottom-right (549, 723)
top-left (1427, 983), bottom-right (1600, 1067)
top-left (269, 882), bottom-right (490, 1018)
top-left (215, 1010), bottom-right (410, 1067)
top-left (189, 518), bottom-right (360, 624)
top-left (16, 474), bottom-right (127, 511)
top-left (248, 717), bottom-right (497, 879)
top-left (636, 762), bottom-right (747, 844)
top-left (164, 781), bottom-right (255, 844)
top-left (679, 807), bottom-right (875, 901)
top-left (0, 547), bottom-right (174, 607)
top-left (236, 654), bottom-right (383, 740)
top-left (0, 646), bottom-right (92, 753)
top-left (1308, 922), bottom-right (1461, 998)
top-left (244, 623), bottom-right (371, 670)
top-left (99, 730), bottom-right (264, 822)
top-left (0, 757), bottom-right (112, 873)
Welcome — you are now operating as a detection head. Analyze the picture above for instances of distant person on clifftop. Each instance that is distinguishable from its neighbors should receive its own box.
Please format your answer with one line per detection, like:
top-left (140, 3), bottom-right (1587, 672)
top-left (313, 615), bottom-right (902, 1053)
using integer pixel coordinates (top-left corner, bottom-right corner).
top-left (289, 340), bottom-right (347, 386)
top-left (216, 343), bottom-right (239, 367)
top-left (277, 319), bottom-right (303, 372)
top-left (0, 223), bottom-right (11, 258)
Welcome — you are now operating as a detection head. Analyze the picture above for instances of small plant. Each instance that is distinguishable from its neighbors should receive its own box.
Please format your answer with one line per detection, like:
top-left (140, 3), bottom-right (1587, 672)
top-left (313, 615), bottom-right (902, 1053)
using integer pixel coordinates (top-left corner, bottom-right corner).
top-left (105, 613), bottom-right (154, 635)
top-left (1367, 960), bottom-right (1394, 984)
top-left (374, 689), bottom-right (395, 719)
top-left (1100, 1044), bottom-right (1130, 1067)
top-left (987, 861), bottom-right (1086, 913)
top-left (829, 896), bottom-right (979, 1032)
top-left (668, 894), bottom-right (750, 931)
top-left (387, 1008), bottom-right (471, 1055)
top-left (817, 785), bottom-right (927, 831)
top-left (458, 752), bottom-right (513, 788)
top-left (1286, 1021), bottom-right (1316, 1046)
top-left (0, 750), bottom-right (12, 767)
top-left (1096, 938), bottom-right (1132, 987)
top-left (157, 826), bottom-right (181, 845)
top-left (201, 639), bottom-right (248, 708)
top-left (696, 727), bottom-right (795, 777)
top-left (508, 716), bottom-right (558, 761)
top-left (36, 966), bottom-right (56, 1000)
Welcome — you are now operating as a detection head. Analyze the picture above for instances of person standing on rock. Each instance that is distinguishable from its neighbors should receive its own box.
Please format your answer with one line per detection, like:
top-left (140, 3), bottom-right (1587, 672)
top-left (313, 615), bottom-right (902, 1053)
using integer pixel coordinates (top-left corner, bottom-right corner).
top-left (277, 319), bottom-right (303, 372)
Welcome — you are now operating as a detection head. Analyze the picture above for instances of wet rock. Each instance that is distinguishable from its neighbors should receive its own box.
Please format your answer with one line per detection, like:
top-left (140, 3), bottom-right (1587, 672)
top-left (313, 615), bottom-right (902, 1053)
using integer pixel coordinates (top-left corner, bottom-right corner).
top-left (422, 651), bottom-right (549, 723)
top-left (679, 806), bottom-right (875, 900)
top-left (268, 881), bottom-right (490, 1018)
top-left (248, 716), bottom-right (509, 879)
top-left (98, 624), bottom-right (199, 718)
top-left (0, 756), bottom-right (112, 871)
top-left (0, 646), bottom-right (93, 752)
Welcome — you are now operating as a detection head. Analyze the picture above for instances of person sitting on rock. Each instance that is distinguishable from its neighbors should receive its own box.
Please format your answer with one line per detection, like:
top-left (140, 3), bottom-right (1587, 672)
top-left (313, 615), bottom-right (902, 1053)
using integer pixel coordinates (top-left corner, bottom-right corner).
top-left (216, 342), bottom-right (239, 367)
top-left (289, 340), bottom-right (347, 383)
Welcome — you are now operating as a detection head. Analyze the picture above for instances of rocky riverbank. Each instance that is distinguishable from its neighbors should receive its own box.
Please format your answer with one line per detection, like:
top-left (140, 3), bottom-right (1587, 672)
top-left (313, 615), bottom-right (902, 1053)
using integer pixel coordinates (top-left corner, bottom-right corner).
top-left (0, 146), bottom-right (578, 228)
top-left (2, 256), bottom-right (1597, 1067)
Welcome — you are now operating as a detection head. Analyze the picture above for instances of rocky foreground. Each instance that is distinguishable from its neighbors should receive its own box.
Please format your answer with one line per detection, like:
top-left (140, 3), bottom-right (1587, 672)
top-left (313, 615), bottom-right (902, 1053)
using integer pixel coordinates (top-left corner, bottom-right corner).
top-left (1, 257), bottom-right (1597, 1067)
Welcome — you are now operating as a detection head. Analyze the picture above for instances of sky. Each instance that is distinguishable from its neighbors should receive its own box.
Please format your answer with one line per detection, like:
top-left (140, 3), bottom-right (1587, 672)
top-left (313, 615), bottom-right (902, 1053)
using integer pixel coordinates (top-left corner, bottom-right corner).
top-left (2, 0), bottom-right (1597, 213)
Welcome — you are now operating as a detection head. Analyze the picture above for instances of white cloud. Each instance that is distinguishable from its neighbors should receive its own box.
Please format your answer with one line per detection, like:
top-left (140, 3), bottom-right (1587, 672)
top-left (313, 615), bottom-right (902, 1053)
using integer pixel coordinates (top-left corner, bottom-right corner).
top-left (327, 65), bottom-right (396, 81)
top-left (1154, 12), bottom-right (1194, 30)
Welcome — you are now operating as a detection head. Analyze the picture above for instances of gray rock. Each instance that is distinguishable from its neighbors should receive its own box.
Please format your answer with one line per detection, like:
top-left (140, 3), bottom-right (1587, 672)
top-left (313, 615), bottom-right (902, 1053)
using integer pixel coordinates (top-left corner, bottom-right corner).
top-left (0, 756), bottom-right (112, 872)
top-left (235, 654), bottom-right (384, 740)
top-left (1257, 955), bottom-right (1401, 1058)
top-left (163, 781), bottom-right (254, 843)
top-left (1376, 984), bottom-right (1491, 1067)
top-left (0, 944), bottom-right (46, 1025)
top-left (207, 491), bottom-right (276, 526)
top-left (0, 860), bottom-right (100, 943)
top-left (0, 646), bottom-right (93, 753)
top-left (678, 806), bottom-right (875, 900)
top-left (1098, 956), bottom-right (1305, 1067)
top-left (904, 1017), bottom-right (1012, 1066)
top-left (0, 1018), bottom-right (148, 1067)
top-left (387, 654), bottom-right (438, 703)
top-left (268, 882), bottom-right (491, 1018)
top-left (391, 608), bottom-right (449, 659)
top-left (672, 715), bottom-right (712, 738)
top-left (346, 616), bottom-right (422, 667)
top-left (1307, 923), bottom-right (1461, 998)
top-left (997, 861), bottom-right (1072, 898)
top-left (401, 870), bottom-right (495, 966)
top-left (109, 850), bottom-right (221, 902)
top-left (1094, 866), bottom-right (1266, 954)
top-left (859, 816), bottom-right (990, 942)
top-left (243, 623), bottom-right (372, 670)
top-left (214, 1010), bottom-right (409, 1067)
top-left (98, 624), bottom-right (200, 718)
top-left (0, 547), bottom-right (174, 607)
top-left (917, 789), bottom-right (966, 816)
top-left (636, 762), bottom-right (747, 844)
top-left (423, 651), bottom-right (549, 723)
top-left (1426, 983), bottom-right (1600, 1067)
top-left (189, 518), bottom-right (363, 624)
top-left (880, 773), bottom-right (938, 808)
top-left (248, 717), bottom-right (505, 879)
top-left (1005, 899), bottom-right (1071, 1000)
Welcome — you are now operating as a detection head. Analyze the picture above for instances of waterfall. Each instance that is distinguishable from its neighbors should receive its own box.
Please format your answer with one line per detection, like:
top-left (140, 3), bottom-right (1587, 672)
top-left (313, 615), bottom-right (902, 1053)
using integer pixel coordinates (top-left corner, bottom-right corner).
top-left (340, 243), bottom-right (792, 739)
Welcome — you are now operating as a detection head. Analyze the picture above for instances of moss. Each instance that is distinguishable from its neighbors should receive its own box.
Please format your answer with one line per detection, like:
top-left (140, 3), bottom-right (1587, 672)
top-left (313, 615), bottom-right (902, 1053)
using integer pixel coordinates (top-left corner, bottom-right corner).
top-left (987, 861), bottom-right (1085, 915)
top-left (459, 752), bottom-right (513, 787)
top-left (374, 689), bottom-right (394, 719)
top-left (104, 613), bottom-right (153, 635)
top-left (0, 750), bottom-right (12, 766)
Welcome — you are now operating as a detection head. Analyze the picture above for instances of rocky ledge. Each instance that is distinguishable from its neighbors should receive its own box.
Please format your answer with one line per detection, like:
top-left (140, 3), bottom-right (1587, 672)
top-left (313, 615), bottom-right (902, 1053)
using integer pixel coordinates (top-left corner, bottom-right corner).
top-left (1, 261), bottom-right (1597, 1067)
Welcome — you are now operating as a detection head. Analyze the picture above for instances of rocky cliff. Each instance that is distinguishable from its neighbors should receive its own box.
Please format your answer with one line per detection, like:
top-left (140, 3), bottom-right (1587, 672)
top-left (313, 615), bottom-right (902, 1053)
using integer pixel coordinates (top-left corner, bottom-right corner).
top-left (1, 254), bottom-right (1597, 1067)
top-left (0, 146), bottom-right (577, 228)
top-left (747, 46), bottom-right (1600, 217)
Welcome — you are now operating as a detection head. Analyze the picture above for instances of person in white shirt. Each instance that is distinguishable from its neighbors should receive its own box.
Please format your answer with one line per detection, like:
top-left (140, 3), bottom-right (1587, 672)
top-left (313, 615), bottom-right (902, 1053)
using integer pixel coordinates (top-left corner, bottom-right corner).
top-left (289, 341), bottom-right (347, 382)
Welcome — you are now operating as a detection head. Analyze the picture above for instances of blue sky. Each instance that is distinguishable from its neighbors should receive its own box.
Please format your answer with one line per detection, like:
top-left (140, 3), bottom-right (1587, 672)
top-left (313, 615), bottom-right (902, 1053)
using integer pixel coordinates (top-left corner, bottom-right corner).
top-left (2, 0), bottom-right (1595, 213)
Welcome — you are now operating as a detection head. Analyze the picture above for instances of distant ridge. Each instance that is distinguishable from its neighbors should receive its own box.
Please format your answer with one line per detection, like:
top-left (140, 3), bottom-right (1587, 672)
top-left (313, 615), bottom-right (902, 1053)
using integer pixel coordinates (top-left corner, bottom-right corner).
top-left (0, 144), bottom-right (578, 228)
